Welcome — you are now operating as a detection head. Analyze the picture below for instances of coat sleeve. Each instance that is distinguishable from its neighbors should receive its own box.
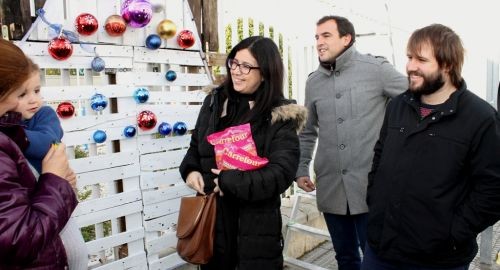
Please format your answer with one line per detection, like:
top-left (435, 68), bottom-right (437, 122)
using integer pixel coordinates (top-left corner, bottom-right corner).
top-left (295, 81), bottom-right (318, 178)
top-left (451, 113), bottom-right (500, 243)
top-left (24, 106), bottom-right (64, 161)
top-left (179, 95), bottom-right (211, 180)
top-left (0, 145), bottom-right (77, 264)
top-left (218, 121), bottom-right (299, 201)
top-left (367, 100), bottom-right (391, 204)
top-left (379, 59), bottom-right (408, 98)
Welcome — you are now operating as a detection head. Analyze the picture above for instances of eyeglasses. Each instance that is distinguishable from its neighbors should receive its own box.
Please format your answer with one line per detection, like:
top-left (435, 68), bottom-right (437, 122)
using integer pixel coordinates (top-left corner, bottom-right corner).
top-left (227, 59), bottom-right (260, 75)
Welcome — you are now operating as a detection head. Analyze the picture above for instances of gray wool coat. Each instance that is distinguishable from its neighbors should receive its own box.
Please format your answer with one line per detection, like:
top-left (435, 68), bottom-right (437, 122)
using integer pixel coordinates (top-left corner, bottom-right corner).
top-left (296, 45), bottom-right (408, 215)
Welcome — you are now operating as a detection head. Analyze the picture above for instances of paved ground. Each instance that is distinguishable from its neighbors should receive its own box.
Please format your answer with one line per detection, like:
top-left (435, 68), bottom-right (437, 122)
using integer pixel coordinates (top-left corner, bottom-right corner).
top-left (285, 222), bottom-right (500, 270)
top-left (173, 220), bottom-right (500, 270)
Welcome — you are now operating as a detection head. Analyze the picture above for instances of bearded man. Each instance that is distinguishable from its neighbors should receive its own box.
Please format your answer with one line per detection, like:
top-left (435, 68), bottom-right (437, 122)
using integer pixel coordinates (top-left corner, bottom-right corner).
top-left (362, 24), bottom-right (500, 270)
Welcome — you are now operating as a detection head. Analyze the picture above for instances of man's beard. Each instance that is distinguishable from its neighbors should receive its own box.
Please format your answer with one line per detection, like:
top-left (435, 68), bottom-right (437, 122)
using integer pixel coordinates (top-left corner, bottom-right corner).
top-left (408, 70), bottom-right (445, 96)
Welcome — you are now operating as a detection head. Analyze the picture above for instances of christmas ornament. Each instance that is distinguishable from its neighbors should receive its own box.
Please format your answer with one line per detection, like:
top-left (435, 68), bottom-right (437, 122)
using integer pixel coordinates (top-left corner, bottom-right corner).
top-left (133, 87), bottom-right (150, 103)
top-left (75, 13), bottom-right (99, 36)
top-left (90, 93), bottom-right (108, 112)
top-left (121, 0), bottom-right (153, 28)
top-left (48, 36), bottom-right (73, 61)
top-left (165, 70), bottom-right (177, 82)
top-left (145, 34), bottom-right (162, 50)
top-left (104, 15), bottom-right (127, 36)
top-left (158, 122), bottom-right (172, 136)
top-left (156, 19), bottom-right (176, 39)
top-left (177, 29), bottom-right (195, 49)
top-left (91, 57), bottom-right (105, 72)
top-left (137, 110), bottom-right (157, 130)
top-left (173, 121), bottom-right (187, 135)
top-left (56, 102), bottom-right (75, 119)
top-left (123, 125), bottom-right (137, 138)
top-left (93, 130), bottom-right (107, 143)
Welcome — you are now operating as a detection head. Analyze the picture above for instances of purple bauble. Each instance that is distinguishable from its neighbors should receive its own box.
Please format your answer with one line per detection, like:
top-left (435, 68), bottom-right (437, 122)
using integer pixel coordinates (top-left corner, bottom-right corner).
top-left (121, 0), bottom-right (153, 28)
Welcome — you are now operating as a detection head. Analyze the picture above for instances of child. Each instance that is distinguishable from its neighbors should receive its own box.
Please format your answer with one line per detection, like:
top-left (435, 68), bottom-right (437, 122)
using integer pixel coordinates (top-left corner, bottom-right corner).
top-left (13, 71), bottom-right (62, 174)
top-left (14, 67), bottom-right (88, 270)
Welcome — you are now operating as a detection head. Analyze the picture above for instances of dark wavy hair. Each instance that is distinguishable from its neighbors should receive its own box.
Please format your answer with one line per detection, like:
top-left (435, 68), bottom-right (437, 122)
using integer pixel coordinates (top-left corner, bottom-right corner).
top-left (222, 36), bottom-right (284, 124)
top-left (407, 24), bottom-right (464, 88)
top-left (0, 39), bottom-right (39, 101)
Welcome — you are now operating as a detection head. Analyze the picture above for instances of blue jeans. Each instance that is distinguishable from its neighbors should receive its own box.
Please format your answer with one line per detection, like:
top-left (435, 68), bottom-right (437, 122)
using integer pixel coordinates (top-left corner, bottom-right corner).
top-left (361, 244), bottom-right (469, 270)
top-left (323, 212), bottom-right (368, 270)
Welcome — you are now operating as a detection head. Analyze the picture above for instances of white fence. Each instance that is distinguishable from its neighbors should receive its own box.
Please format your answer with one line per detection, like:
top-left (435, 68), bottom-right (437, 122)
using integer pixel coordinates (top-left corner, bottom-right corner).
top-left (20, 0), bottom-right (211, 268)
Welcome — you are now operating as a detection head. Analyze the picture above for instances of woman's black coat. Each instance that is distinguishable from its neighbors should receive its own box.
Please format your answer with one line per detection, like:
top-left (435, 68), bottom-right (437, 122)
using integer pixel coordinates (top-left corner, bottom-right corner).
top-left (179, 88), bottom-right (307, 270)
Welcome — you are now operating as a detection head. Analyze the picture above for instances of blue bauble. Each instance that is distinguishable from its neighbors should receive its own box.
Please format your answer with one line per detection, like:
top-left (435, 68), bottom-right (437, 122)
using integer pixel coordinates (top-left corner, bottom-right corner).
top-left (90, 93), bottom-right (108, 111)
top-left (145, 34), bottom-right (162, 49)
top-left (158, 122), bottom-right (172, 135)
top-left (173, 121), bottom-right (187, 135)
top-left (91, 57), bottom-right (105, 72)
top-left (133, 87), bottom-right (150, 103)
top-left (123, 125), bottom-right (137, 138)
top-left (165, 70), bottom-right (177, 81)
top-left (93, 130), bottom-right (107, 143)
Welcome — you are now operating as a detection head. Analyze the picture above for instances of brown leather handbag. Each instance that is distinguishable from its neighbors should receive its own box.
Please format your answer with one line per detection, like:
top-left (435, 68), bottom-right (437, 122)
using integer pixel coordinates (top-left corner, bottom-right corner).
top-left (176, 193), bottom-right (216, 264)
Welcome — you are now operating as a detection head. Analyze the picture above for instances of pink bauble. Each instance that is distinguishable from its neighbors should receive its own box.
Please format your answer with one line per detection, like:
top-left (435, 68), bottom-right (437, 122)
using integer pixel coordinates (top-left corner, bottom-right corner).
top-left (56, 102), bottom-right (75, 119)
top-left (48, 37), bottom-right (73, 61)
top-left (104, 15), bottom-right (127, 37)
top-left (177, 29), bottom-right (195, 49)
top-left (137, 110), bottom-right (157, 130)
top-left (75, 13), bottom-right (99, 36)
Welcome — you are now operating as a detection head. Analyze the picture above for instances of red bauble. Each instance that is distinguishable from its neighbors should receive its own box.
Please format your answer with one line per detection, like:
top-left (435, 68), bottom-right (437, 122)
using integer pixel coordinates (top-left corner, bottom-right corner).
top-left (56, 102), bottom-right (75, 119)
top-left (48, 37), bottom-right (73, 61)
top-left (75, 13), bottom-right (99, 36)
top-left (104, 15), bottom-right (127, 37)
top-left (137, 110), bottom-right (157, 130)
top-left (177, 29), bottom-right (195, 49)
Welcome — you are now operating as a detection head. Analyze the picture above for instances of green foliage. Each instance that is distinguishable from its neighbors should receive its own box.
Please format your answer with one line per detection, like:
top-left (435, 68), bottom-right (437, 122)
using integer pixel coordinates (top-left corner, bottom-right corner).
top-left (288, 47), bottom-right (293, 98)
top-left (81, 221), bottom-right (112, 242)
top-left (74, 145), bottom-right (89, 159)
top-left (237, 18), bottom-right (243, 42)
top-left (248, 18), bottom-right (254, 36)
top-left (269, 26), bottom-right (274, 40)
top-left (279, 34), bottom-right (283, 57)
top-left (258, 22), bottom-right (264, 36)
top-left (45, 69), bottom-right (61, 76)
top-left (225, 24), bottom-right (232, 53)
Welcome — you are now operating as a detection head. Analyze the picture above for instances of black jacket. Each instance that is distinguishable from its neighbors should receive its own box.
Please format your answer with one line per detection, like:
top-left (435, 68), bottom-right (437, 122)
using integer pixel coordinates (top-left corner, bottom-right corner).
top-left (367, 81), bottom-right (500, 267)
top-left (179, 88), bottom-right (307, 269)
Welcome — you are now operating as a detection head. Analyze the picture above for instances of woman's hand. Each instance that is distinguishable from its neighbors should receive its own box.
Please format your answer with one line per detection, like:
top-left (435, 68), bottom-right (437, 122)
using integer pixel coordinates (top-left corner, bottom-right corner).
top-left (41, 143), bottom-right (76, 188)
top-left (186, 171), bottom-right (205, 195)
top-left (211, 169), bottom-right (224, 197)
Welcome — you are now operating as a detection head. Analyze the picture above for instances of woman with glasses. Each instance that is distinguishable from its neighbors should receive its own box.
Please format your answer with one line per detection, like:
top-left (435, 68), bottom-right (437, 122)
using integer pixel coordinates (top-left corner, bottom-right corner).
top-left (180, 36), bottom-right (307, 269)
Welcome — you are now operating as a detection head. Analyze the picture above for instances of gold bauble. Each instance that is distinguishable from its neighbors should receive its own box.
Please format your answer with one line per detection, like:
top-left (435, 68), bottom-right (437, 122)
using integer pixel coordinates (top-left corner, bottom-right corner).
top-left (156, 19), bottom-right (177, 40)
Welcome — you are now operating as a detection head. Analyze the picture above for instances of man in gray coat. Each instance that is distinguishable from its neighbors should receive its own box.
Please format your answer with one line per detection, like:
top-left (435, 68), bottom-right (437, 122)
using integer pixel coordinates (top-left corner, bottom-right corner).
top-left (296, 15), bottom-right (407, 270)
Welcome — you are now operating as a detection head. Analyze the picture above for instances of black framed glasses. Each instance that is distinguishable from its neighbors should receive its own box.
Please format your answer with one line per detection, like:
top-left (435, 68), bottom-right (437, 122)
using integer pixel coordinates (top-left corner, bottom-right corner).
top-left (227, 58), bottom-right (260, 75)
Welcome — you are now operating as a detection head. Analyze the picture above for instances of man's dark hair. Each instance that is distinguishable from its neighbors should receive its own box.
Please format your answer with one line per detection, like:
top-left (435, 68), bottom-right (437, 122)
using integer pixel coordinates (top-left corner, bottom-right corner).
top-left (317, 15), bottom-right (356, 46)
top-left (407, 24), bottom-right (464, 88)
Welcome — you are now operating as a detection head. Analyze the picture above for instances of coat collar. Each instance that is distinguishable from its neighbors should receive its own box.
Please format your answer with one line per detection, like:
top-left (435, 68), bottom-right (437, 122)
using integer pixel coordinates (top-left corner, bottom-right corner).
top-left (402, 80), bottom-right (467, 117)
top-left (317, 45), bottom-right (356, 75)
top-left (271, 103), bottom-right (308, 133)
top-left (207, 87), bottom-right (308, 133)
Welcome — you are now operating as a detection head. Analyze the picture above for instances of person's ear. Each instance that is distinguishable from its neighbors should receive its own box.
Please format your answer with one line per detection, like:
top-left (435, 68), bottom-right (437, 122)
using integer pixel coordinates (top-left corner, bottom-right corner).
top-left (342, 34), bottom-right (352, 47)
